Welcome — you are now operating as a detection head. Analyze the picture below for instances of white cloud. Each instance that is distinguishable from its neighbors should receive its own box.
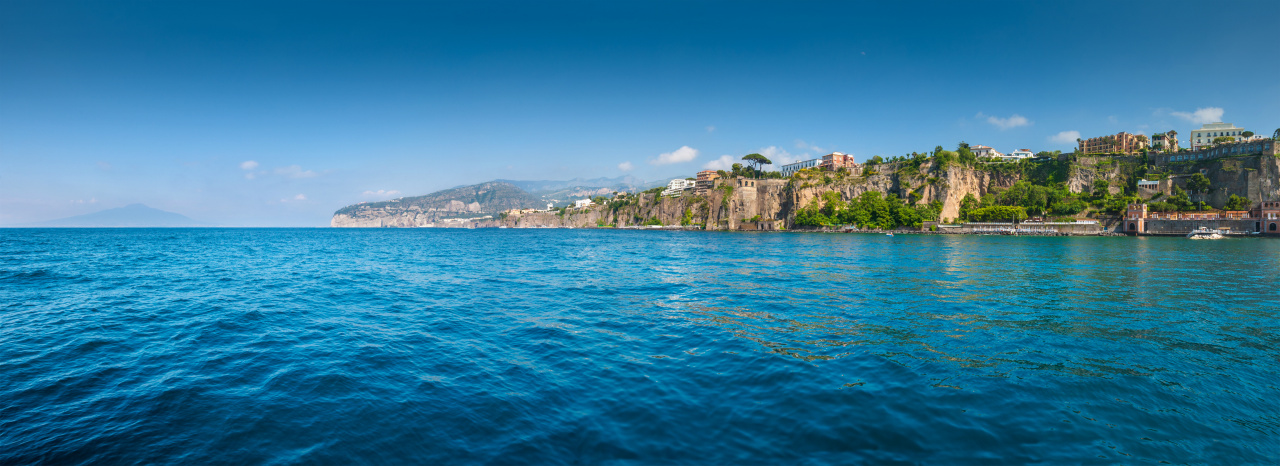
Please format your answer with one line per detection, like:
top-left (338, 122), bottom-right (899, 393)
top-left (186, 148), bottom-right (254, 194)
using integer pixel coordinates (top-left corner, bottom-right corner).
top-left (759, 146), bottom-right (807, 165)
top-left (1049, 130), bottom-right (1081, 144)
top-left (979, 112), bottom-right (1032, 130)
top-left (274, 165), bottom-right (318, 178)
top-left (793, 140), bottom-right (826, 153)
top-left (70, 198), bottom-right (98, 204)
top-left (362, 189), bottom-right (400, 198)
top-left (1107, 115), bottom-right (1119, 124)
top-left (706, 126), bottom-right (716, 133)
top-left (294, 194), bottom-right (306, 200)
top-left (240, 160), bottom-right (259, 170)
top-left (651, 146), bottom-right (698, 165)
top-left (1171, 107), bottom-right (1224, 125)
top-left (97, 161), bottom-right (112, 171)
top-left (703, 155), bottom-right (735, 170)
top-left (618, 161), bottom-right (634, 171)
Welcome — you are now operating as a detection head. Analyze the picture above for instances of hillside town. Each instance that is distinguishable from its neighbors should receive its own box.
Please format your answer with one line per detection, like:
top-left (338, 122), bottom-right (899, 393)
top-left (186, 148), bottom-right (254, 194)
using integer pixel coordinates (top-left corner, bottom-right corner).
top-left (493, 121), bottom-right (1279, 236)
top-left (338, 121), bottom-right (1280, 237)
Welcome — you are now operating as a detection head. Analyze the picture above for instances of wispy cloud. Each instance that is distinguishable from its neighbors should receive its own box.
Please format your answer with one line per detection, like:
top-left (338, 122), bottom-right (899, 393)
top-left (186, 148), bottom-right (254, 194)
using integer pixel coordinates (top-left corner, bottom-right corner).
top-left (651, 146), bottom-right (698, 165)
top-left (705, 126), bottom-right (716, 133)
top-left (618, 161), bottom-right (634, 171)
top-left (1049, 130), bottom-right (1081, 144)
top-left (281, 194), bottom-right (307, 202)
top-left (978, 112), bottom-right (1032, 130)
top-left (362, 189), bottom-right (400, 198)
top-left (96, 161), bottom-right (112, 171)
top-left (70, 198), bottom-right (98, 204)
top-left (1170, 107), bottom-right (1224, 125)
top-left (794, 140), bottom-right (826, 153)
top-left (759, 146), bottom-right (808, 165)
top-left (274, 165), bottom-right (318, 179)
top-left (240, 160), bottom-right (259, 170)
top-left (703, 155), bottom-right (735, 170)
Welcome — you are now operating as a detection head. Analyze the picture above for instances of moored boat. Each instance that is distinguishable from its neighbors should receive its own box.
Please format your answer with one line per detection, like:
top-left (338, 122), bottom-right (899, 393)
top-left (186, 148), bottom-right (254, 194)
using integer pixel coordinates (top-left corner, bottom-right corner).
top-left (1187, 227), bottom-right (1224, 240)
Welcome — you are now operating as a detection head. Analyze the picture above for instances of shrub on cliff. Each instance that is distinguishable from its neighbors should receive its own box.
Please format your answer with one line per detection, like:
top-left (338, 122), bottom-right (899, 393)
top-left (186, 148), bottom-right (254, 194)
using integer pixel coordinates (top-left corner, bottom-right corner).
top-left (1225, 194), bottom-right (1250, 210)
top-left (966, 206), bottom-right (1027, 222)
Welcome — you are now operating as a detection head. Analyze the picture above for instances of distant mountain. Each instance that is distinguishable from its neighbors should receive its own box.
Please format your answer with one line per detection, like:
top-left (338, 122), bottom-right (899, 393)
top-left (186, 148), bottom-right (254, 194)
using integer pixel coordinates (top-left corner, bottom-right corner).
top-left (495, 176), bottom-right (647, 193)
top-left (25, 204), bottom-right (208, 227)
top-left (331, 176), bottom-right (685, 228)
top-left (332, 181), bottom-right (543, 227)
top-left (492, 176), bottom-right (663, 205)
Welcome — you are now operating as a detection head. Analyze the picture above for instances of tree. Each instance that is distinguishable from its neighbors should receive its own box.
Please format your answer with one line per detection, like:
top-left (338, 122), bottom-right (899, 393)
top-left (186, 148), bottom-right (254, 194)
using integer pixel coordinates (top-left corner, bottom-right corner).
top-left (1186, 173), bottom-right (1211, 204)
top-left (1212, 136), bottom-right (1235, 144)
top-left (1224, 194), bottom-right (1250, 210)
top-left (741, 153), bottom-right (772, 178)
top-left (959, 194), bottom-right (979, 221)
top-left (1242, 131), bottom-right (1254, 139)
top-left (1092, 179), bottom-right (1111, 200)
top-left (1186, 173), bottom-right (1211, 194)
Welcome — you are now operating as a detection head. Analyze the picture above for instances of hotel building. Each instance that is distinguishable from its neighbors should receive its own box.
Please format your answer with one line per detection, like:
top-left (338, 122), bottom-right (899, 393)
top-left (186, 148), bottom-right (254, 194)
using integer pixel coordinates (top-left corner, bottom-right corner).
top-left (780, 159), bottom-right (819, 177)
top-left (1078, 132), bottom-right (1148, 155)
top-left (1189, 122), bottom-right (1248, 150)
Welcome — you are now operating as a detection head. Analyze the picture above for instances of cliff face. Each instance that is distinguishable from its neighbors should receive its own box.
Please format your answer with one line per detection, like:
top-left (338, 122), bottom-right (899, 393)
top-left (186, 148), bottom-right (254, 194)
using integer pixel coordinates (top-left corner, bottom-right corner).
top-left (339, 154), bottom-right (1280, 229)
top-left (499, 162), bottom-right (1029, 229)
top-left (1138, 155), bottom-right (1280, 206)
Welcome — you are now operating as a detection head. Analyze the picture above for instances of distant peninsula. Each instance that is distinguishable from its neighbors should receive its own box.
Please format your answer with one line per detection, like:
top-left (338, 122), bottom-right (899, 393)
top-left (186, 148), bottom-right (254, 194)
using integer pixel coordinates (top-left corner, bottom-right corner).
top-left (21, 204), bottom-right (208, 228)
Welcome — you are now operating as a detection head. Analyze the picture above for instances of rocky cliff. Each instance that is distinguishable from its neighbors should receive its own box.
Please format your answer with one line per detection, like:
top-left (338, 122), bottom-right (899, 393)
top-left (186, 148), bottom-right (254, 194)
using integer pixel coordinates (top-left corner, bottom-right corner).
top-left (336, 154), bottom-right (1280, 229)
top-left (499, 160), bottom-right (1031, 229)
top-left (1144, 155), bottom-right (1280, 206)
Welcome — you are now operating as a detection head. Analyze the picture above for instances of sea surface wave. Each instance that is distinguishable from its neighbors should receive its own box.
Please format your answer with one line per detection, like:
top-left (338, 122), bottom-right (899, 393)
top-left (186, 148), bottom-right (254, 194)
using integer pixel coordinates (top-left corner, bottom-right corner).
top-left (2, 228), bottom-right (1278, 463)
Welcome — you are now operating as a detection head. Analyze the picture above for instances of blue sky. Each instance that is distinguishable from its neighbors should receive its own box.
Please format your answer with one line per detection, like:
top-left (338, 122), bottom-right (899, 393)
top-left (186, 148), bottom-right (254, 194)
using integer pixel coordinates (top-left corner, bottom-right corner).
top-left (3, 0), bottom-right (1279, 226)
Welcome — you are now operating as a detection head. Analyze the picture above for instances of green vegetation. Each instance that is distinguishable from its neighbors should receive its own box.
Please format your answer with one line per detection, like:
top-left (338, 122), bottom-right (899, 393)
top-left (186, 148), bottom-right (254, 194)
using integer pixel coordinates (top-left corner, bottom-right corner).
top-left (965, 206), bottom-right (1028, 222)
top-left (1149, 186), bottom-right (1194, 212)
top-left (718, 184), bottom-right (734, 208)
top-left (1186, 173), bottom-right (1211, 194)
top-left (742, 153), bottom-right (771, 175)
top-left (793, 191), bottom-right (940, 229)
top-left (1225, 194), bottom-right (1250, 210)
top-left (680, 208), bottom-right (693, 226)
top-left (643, 217), bottom-right (663, 226)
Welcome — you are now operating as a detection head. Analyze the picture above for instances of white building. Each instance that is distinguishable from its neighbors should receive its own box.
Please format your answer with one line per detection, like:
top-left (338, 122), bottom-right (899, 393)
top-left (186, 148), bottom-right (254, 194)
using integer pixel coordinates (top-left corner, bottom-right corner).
top-left (546, 203), bottom-right (554, 210)
top-left (780, 159), bottom-right (819, 177)
top-left (661, 179), bottom-right (696, 197)
top-left (971, 145), bottom-right (1004, 159)
top-left (1190, 122), bottom-right (1247, 150)
top-left (573, 199), bottom-right (593, 208)
top-left (991, 148), bottom-right (1034, 162)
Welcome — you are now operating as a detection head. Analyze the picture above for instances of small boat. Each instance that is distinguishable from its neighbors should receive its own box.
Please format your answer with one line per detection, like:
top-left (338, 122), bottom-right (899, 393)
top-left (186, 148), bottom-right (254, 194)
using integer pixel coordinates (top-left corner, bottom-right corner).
top-left (1186, 227), bottom-right (1223, 240)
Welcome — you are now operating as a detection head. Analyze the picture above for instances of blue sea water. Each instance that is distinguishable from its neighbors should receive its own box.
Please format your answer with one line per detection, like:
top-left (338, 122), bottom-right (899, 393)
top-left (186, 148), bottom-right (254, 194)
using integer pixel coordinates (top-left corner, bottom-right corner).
top-left (1, 228), bottom-right (1278, 464)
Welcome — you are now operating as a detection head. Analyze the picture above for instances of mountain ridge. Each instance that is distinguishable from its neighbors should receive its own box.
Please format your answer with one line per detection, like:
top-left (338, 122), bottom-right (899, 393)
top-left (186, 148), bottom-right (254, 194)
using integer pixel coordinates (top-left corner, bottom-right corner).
top-left (19, 204), bottom-right (208, 227)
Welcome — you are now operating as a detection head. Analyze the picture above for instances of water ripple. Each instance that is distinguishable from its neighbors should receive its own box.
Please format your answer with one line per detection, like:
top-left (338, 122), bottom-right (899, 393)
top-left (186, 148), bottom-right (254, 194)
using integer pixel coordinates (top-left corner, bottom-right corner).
top-left (0, 229), bottom-right (1277, 463)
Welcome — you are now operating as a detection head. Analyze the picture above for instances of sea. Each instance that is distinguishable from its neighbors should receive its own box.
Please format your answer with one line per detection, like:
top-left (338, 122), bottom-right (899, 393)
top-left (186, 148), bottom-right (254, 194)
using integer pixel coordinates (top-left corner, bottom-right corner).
top-left (1, 228), bottom-right (1277, 463)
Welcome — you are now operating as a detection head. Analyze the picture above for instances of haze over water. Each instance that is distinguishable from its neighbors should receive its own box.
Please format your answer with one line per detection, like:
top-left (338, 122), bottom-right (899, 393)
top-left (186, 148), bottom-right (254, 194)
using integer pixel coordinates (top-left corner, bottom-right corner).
top-left (2, 229), bottom-right (1277, 463)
